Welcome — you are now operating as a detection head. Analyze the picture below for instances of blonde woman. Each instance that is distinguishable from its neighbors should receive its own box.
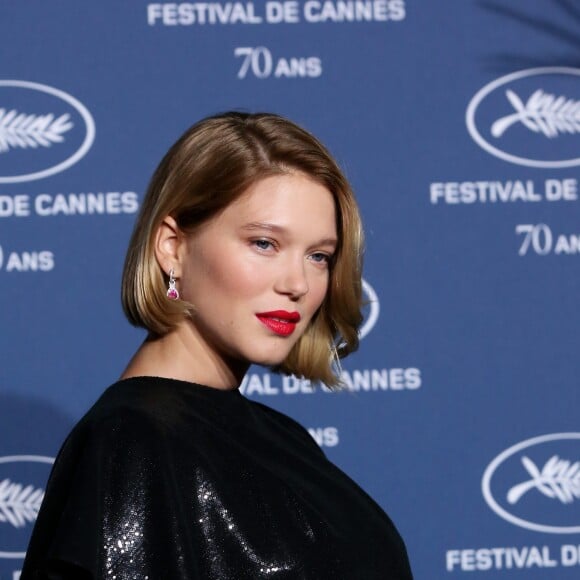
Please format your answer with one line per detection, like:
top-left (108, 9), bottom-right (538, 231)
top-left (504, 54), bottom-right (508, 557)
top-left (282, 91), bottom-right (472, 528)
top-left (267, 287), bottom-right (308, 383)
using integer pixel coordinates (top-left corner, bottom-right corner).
top-left (23, 112), bottom-right (413, 579)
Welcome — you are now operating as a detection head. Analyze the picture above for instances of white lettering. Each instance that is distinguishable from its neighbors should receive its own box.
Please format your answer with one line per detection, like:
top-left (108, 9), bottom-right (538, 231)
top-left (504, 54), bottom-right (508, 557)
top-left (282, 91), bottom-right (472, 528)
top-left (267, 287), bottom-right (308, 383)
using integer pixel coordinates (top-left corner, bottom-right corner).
top-left (430, 180), bottom-right (545, 204)
top-left (0, 194), bottom-right (30, 217)
top-left (340, 368), bottom-right (422, 391)
top-left (516, 224), bottom-right (580, 256)
top-left (446, 546), bottom-right (560, 571)
top-left (446, 550), bottom-right (461, 572)
top-left (308, 426), bottom-right (339, 447)
top-left (475, 549), bottom-right (493, 570)
top-left (163, 3), bottom-right (179, 24)
top-left (147, 3), bottom-right (163, 24)
top-left (389, 0), bottom-right (405, 19)
top-left (304, 1), bottom-right (396, 22)
top-left (5, 250), bottom-right (54, 272)
top-left (240, 373), bottom-right (279, 395)
top-left (236, 46), bottom-right (321, 79)
top-left (389, 368), bottom-right (404, 389)
top-left (545, 178), bottom-right (578, 201)
top-left (283, 375), bottom-right (314, 394)
top-left (561, 544), bottom-right (580, 567)
top-left (148, 2), bottom-right (264, 25)
top-left (405, 368), bottom-right (421, 389)
top-left (240, 369), bottom-right (420, 395)
top-left (33, 192), bottom-right (138, 216)
top-left (554, 234), bottom-right (580, 255)
top-left (148, 0), bottom-right (406, 25)
top-left (266, 1), bottom-right (299, 23)
top-left (542, 546), bottom-right (558, 568)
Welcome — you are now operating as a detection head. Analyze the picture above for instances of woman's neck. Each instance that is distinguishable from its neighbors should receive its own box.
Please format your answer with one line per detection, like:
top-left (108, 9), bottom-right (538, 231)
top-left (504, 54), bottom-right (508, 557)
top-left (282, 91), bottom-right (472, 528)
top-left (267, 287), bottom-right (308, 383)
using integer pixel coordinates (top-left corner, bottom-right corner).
top-left (120, 323), bottom-right (248, 390)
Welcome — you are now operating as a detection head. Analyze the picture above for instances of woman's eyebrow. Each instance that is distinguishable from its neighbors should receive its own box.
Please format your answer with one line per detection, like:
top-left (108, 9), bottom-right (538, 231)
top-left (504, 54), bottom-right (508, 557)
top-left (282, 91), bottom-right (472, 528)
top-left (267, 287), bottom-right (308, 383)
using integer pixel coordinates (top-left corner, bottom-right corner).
top-left (241, 221), bottom-right (285, 233)
top-left (242, 222), bottom-right (337, 247)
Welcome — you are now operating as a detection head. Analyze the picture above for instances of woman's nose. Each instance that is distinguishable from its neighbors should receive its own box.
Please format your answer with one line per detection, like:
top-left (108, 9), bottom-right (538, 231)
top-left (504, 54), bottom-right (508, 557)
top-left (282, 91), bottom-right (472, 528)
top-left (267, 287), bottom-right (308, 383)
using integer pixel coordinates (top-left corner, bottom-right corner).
top-left (274, 257), bottom-right (309, 299)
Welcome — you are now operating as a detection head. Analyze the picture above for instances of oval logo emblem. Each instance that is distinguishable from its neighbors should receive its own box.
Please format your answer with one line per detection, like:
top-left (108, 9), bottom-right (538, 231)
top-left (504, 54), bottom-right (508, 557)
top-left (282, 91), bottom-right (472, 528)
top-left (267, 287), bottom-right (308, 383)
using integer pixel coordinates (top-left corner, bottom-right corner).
top-left (359, 278), bottom-right (380, 340)
top-left (0, 455), bottom-right (53, 559)
top-left (466, 67), bottom-right (580, 168)
top-left (0, 80), bottom-right (95, 183)
top-left (482, 433), bottom-right (580, 534)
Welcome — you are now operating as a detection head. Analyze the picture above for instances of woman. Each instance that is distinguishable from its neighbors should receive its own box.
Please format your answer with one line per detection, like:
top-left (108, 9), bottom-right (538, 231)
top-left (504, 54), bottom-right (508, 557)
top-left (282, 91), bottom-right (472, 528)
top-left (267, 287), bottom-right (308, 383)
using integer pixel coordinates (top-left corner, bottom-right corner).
top-left (22, 112), bottom-right (413, 579)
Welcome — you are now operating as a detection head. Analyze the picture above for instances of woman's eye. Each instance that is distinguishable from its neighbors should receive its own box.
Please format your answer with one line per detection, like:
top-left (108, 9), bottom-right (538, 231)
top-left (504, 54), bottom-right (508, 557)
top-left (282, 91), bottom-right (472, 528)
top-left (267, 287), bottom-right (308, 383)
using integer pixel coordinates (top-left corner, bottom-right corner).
top-left (253, 239), bottom-right (274, 251)
top-left (310, 252), bottom-right (331, 265)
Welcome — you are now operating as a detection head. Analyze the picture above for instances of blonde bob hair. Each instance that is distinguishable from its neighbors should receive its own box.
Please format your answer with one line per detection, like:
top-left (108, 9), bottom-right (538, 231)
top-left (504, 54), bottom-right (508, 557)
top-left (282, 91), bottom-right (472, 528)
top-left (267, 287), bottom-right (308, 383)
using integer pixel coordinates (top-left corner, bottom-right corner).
top-left (122, 112), bottom-right (364, 387)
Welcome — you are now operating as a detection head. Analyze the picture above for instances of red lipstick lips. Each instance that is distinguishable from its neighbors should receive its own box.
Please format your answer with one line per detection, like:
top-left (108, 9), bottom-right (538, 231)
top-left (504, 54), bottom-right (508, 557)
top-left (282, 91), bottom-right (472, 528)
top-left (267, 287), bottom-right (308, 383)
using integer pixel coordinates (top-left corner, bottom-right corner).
top-left (256, 310), bottom-right (301, 336)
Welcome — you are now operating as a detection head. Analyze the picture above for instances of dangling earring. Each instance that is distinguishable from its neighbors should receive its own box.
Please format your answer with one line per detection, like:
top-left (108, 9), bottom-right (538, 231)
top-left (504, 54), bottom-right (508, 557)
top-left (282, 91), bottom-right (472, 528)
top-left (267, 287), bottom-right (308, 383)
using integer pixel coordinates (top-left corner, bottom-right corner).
top-left (166, 268), bottom-right (179, 300)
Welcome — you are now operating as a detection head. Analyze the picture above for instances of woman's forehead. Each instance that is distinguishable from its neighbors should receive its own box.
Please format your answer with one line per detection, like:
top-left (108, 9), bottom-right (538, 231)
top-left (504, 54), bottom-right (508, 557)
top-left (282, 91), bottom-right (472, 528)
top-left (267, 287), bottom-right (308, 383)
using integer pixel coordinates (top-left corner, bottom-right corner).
top-left (225, 174), bottom-right (336, 231)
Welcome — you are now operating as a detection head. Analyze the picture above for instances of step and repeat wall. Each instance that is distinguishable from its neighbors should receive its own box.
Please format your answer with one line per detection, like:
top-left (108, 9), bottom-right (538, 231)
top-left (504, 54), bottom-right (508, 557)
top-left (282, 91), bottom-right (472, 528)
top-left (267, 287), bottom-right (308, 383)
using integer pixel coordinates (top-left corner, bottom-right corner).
top-left (1, 1), bottom-right (579, 578)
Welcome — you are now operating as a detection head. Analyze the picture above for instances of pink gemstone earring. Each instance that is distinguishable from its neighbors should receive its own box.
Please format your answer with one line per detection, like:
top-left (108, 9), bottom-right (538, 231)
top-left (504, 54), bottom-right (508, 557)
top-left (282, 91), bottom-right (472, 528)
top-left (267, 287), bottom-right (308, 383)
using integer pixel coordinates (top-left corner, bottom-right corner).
top-left (166, 268), bottom-right (179, 300)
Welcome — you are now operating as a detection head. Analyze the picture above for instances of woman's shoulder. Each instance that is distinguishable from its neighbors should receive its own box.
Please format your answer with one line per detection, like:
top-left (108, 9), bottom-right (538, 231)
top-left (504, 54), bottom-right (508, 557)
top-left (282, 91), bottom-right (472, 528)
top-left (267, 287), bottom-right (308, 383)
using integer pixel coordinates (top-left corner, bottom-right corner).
top-left (61, 376), bottom-right (201, 458)
top-left (248, 399), bottom-right (327, 457)
top-left (89, 375), bottom-right (184, 416)
top-left (74, 377), bottom-right (175, 434)
top-left (46, 377), bottom-right (217, 499)
top-left (250, 399), bottom-right (308, 432)
top-left (71, 375), bottom-right (249, 449)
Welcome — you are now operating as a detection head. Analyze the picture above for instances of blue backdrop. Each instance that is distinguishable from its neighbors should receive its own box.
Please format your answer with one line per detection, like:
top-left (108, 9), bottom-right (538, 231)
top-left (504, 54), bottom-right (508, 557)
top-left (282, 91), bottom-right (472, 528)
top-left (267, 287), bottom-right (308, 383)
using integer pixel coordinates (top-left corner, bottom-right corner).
top-left (1, 1), bottom-right (579, 578)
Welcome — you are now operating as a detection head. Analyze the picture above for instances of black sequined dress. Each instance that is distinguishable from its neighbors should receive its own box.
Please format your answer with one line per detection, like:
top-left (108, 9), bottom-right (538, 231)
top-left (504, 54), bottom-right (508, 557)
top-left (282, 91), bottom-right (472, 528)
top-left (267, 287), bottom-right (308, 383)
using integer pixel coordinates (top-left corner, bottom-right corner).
top-left (22, 376), bottom-right (413, 579)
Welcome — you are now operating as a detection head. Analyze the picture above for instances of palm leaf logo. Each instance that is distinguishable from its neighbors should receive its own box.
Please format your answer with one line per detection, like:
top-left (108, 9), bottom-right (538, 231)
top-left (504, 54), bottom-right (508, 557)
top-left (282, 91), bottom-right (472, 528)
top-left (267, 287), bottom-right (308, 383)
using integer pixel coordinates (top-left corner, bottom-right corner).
top-left (491, 89), bottom-right (580, 138)
top-left (0, 478), bottom-right (45, 528)
top-left (0, 108), bottom-right (73, 154)
top-left (507, 455), bottom-right (580, 505)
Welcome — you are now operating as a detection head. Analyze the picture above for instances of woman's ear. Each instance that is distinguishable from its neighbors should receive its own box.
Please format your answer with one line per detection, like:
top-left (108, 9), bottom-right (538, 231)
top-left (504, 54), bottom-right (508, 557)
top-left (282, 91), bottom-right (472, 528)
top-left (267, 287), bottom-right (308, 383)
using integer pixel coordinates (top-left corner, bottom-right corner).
top-left (154, 216), bottom-right (184, 277)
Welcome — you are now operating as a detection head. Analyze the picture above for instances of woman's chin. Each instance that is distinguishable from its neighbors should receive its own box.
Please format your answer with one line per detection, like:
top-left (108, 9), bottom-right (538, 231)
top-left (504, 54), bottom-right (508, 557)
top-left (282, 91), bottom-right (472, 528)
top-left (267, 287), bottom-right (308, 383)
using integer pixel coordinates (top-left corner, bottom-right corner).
top-left (245, 346), bottom-right (293, 368)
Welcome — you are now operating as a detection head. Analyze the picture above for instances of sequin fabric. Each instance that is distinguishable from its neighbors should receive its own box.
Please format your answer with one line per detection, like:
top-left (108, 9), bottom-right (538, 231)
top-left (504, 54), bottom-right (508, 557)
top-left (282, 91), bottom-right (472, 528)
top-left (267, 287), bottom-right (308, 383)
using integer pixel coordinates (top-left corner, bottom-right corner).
top-left (22, 376), bottom-right (413, 579)
top-left (103, 504), bottom-right (147, 578)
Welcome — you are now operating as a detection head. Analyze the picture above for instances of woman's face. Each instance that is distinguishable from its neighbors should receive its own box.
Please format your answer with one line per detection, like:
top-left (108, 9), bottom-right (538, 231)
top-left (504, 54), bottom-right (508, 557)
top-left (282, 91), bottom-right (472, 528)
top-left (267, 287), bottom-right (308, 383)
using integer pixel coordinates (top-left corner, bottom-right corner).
top-left (178, 172), bottom-right (337, 369)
